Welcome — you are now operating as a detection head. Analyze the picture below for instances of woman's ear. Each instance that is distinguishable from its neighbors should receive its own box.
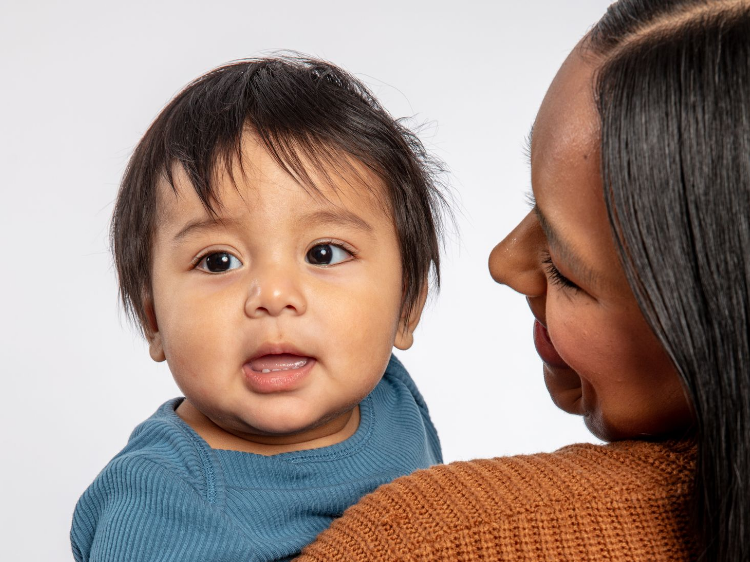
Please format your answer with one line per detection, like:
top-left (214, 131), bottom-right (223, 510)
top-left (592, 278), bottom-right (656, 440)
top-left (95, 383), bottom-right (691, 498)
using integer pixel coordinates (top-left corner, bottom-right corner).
top-left (143, 296), bottom-right (166, 362)
top-left (394, 282), bottom-right (429, 351)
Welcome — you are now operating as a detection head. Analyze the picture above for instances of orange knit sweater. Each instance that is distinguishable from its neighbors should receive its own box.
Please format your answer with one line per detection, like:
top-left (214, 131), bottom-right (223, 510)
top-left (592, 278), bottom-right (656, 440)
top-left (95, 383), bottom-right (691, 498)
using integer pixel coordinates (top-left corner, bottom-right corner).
top-left (297, 440), bottom-right (698, 561)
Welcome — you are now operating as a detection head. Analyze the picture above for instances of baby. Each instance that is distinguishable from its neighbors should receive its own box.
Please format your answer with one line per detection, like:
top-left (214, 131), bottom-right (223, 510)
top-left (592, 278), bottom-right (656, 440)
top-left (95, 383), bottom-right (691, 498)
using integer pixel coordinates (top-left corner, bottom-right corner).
top-left (71, 56), bottom-right (445, 561)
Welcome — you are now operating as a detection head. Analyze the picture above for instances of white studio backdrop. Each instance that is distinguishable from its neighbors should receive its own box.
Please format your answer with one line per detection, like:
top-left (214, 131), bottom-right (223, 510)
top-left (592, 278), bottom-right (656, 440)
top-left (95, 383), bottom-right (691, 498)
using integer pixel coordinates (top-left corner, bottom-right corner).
top-left (1, 1), bottom-right (613, 559)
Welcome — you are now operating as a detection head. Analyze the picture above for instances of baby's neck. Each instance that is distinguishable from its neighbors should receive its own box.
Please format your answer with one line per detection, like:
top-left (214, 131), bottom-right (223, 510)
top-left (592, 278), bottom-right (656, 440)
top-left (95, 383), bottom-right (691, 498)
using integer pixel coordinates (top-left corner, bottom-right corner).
top-left (175, 399), bottom-right (360, 456)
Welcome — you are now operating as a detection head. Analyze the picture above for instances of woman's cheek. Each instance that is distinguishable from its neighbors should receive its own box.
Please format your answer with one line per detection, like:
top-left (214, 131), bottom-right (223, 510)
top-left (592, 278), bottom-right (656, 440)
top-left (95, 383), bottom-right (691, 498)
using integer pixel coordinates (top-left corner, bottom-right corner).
top-left (548, 300), bottom-right (610, 380)
top-left (546, 295), bottom-right (585, 363)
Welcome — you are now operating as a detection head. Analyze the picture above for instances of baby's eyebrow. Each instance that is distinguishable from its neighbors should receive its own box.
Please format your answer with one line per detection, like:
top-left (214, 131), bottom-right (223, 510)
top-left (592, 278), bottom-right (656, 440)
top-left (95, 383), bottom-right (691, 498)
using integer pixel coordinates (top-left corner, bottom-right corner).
top-left (172, 217), bottom-right (242, 243)
top-left (298, 209), bottom-right (374, 233)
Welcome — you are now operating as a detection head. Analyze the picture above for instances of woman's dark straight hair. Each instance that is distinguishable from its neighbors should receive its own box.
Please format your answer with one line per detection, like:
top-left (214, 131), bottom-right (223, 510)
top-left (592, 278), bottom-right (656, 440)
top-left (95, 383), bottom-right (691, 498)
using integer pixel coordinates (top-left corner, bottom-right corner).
top-left (588, 1), bottom-right (750, 559)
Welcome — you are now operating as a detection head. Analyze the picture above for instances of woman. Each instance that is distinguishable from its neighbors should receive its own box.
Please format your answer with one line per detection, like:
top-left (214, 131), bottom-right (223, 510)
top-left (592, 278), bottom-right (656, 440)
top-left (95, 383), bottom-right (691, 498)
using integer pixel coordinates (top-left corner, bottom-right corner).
top-left (297, 1), bottom-right (750, 560)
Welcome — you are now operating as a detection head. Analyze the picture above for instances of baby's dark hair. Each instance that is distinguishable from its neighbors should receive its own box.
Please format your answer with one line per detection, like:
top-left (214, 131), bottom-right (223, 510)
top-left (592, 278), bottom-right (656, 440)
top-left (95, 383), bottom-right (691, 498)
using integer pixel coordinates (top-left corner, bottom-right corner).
top-left (111, 56), bottom-right (449, 335)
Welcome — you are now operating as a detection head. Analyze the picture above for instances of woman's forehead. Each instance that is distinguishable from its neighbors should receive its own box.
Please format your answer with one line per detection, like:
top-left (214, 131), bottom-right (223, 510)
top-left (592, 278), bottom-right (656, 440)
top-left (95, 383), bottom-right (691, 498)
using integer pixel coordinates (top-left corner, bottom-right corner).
top-left (531, 51), bottom-right (603, 225)
top-left (531, 49), bottom-right (600, 170)
top-left (531, 50), bottom-right (630, 297)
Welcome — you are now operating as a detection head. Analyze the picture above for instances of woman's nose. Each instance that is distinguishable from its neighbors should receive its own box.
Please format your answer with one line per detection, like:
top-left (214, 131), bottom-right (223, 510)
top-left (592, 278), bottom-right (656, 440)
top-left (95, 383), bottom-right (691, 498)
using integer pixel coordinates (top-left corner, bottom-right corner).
top-left (488, 211), bottom-right (547, 297)
top-left (244, 262), bottom-right (307, 318)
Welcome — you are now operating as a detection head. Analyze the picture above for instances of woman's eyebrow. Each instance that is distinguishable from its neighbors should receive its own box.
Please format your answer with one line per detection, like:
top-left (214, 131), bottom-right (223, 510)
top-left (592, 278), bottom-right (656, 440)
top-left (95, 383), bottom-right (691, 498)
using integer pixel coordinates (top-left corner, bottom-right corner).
top-left (523, 123), bottom-right (534, 167)
top-left (533, 205), bottom-right (603, 290)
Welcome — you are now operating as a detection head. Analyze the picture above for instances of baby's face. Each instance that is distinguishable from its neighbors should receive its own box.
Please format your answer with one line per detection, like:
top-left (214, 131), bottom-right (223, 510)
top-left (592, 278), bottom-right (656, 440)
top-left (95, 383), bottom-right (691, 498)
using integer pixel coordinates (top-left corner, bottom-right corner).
top-left (147, 132), bottom-right (413, 446)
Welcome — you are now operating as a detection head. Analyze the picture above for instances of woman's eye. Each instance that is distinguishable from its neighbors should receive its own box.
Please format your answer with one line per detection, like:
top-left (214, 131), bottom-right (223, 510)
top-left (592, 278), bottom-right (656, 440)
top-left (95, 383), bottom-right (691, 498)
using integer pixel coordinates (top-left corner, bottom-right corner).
top-left (542, 253), bottom-right (580, 292)
top-left (196, 252), bottom-right (242, 273)
top-left (306, 243), bottom-right (352, 266)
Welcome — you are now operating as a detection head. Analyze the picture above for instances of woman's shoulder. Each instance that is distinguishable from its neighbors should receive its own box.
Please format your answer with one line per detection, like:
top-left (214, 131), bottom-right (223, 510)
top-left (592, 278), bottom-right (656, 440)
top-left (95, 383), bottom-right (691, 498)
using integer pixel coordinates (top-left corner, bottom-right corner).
top-left (377, 439), bottom-right (696, 523)
top-left (297, 439), bottom-right (698, 561)
top-left (474, 439), bottom-right (697, 505)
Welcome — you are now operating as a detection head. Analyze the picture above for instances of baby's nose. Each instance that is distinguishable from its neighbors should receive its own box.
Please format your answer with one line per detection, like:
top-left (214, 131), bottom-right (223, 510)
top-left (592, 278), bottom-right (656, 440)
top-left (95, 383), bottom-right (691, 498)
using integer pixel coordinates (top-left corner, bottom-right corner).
top-left (244, 268), bottom-right (307, 318)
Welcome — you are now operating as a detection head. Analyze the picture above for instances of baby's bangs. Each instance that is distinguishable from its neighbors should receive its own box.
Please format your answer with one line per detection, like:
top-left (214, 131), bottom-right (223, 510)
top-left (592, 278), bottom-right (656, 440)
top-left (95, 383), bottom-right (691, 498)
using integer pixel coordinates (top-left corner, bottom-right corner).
top-left (160, 125), bottom-right (393, 221)
top-left (156, 58), bottom-right (393, 217)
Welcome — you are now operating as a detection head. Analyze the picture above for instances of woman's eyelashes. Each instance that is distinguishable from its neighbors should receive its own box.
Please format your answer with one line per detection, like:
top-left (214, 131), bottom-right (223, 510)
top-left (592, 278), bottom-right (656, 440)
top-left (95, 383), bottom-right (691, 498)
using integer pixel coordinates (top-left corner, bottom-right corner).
top-left (305, 242), bottom-right (355, 266)
top-left (541, 251), bottom-right (580, 292)
top-left (195, 251), bottom-right (243, 273)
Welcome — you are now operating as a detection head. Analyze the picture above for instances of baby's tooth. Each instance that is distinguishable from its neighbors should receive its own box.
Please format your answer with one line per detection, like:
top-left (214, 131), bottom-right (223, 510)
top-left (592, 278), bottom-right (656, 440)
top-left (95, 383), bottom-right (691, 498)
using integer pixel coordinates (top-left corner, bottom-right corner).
top-left (262, 369), bottom-right (271, 374)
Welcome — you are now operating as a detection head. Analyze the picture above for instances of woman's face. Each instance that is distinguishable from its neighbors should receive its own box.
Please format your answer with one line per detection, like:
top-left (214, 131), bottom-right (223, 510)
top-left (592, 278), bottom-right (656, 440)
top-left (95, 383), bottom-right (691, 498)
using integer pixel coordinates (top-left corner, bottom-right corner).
top-left (489, 49), bottom-right (694, 441)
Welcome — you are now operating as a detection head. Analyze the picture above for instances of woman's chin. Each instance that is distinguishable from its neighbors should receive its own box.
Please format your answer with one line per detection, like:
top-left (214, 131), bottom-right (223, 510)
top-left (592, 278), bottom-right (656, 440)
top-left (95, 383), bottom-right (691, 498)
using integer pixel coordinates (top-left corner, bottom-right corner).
top-left (582, 411), bottom-right (661, 442)
top-left (583, 413), bottom-right (615, 441)
top-left (543, 364), bottom-right (585, 416)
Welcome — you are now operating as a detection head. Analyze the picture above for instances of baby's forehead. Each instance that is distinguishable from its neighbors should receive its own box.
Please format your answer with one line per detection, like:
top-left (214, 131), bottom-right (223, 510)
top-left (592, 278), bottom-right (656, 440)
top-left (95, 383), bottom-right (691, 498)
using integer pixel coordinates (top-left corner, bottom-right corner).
top-left (153, 146), bottom-right (393, 236)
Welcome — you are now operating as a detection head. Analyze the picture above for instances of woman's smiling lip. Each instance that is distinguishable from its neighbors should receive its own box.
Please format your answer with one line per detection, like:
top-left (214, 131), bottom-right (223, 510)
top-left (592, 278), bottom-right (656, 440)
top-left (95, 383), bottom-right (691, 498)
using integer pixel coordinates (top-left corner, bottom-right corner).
top-left (533, 319), bottom-right (571, 369)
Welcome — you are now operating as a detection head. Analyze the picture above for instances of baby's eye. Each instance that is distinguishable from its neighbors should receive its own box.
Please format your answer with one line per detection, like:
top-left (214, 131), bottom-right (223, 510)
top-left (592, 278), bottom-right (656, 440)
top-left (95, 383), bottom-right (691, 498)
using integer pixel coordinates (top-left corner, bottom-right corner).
top-left (196, 252), bottom-right (242, 273)
top-left (305, 243), bottom-right (352, 266)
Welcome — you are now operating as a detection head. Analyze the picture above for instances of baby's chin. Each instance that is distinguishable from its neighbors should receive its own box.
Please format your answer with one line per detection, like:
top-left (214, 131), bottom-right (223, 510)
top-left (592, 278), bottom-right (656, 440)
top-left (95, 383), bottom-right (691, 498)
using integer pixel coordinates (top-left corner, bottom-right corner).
top-left (223, 402), bottom-right (359, 445)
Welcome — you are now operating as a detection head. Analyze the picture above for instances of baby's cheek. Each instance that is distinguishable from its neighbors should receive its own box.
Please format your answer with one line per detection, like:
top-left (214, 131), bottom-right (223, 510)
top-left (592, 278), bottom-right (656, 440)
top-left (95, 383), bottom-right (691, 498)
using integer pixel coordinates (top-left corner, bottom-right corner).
top-left (163, 319), bottom-right (220, 379)
top-left (330, 297), bottom-right (399, 386)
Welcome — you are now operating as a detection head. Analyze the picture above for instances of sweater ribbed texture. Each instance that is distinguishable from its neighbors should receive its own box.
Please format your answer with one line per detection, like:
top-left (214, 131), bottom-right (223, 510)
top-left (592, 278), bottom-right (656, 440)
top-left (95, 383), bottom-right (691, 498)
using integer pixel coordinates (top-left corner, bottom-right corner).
top-left (297, 439), bottom-right (697, 561)
top-left (71, 355), bottom-right (442, 562)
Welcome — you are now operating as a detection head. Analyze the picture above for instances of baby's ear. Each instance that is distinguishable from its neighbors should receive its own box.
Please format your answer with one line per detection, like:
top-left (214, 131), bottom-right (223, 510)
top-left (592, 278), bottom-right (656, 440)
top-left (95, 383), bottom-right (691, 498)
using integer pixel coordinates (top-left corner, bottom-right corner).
top-left (143, 296), bottom-right (166, 362)
top-left (394, 282), bottom-right (428, 351)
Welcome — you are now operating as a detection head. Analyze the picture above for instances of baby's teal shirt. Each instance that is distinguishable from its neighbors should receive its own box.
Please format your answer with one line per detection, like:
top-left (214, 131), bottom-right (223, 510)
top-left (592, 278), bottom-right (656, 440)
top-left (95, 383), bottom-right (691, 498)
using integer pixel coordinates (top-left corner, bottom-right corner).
top-left (71, 355), bottom-right (442, 561)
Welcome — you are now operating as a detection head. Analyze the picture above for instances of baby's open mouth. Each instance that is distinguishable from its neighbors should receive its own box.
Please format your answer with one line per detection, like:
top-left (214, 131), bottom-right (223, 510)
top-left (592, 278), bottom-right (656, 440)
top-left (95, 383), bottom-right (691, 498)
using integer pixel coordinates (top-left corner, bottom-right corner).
top-left (248, 353), bottom-right (310, 373)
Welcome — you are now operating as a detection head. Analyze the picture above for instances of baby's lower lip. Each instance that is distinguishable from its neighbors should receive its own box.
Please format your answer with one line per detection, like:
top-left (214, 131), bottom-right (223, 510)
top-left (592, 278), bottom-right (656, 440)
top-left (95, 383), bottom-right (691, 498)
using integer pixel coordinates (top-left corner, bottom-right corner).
top-left (242, 355), bottom-right (316, 394)
top-left (533, 320), bottom-right (570, 369)
top-left (248, 353), bottom-right (310, 373)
